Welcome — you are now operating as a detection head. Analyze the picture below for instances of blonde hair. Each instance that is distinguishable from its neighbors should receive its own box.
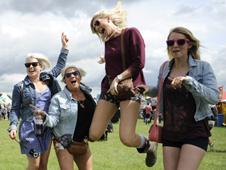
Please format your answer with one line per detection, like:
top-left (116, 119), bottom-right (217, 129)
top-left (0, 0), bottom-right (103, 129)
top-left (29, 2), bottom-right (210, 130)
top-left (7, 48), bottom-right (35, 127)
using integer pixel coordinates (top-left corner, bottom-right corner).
top-left (167, 27), bottom-right (200, 60)
top-left (26, 53), bottom-right (51, 70)
top-left (61, 66), bottom-right (86, 82)
top-left (90, 1), bottom-right (127, 40)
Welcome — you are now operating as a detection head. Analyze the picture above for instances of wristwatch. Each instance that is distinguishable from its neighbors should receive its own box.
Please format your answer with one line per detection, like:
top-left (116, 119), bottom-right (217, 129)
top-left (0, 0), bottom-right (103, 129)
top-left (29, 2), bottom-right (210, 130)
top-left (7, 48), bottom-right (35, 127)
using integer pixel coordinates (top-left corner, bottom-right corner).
top-left (117, 74), bottom-right (123, 82)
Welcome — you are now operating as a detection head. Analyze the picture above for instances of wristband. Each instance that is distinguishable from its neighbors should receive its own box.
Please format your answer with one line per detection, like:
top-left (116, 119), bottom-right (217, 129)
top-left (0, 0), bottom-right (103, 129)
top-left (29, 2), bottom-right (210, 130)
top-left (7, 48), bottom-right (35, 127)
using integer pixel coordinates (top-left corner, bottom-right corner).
top-left (117, 74), bottom-right (123, 81)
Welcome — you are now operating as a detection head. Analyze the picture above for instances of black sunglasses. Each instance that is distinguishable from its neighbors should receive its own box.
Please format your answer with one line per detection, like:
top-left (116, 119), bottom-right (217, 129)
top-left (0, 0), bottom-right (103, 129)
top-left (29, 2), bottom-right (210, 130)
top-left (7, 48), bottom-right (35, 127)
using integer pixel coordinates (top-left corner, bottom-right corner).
top-left (166, 39), bottom-right (189, 47)
top-left (94, 20), bottom-right (100, 27)
top-left (24, 62), bottom-right (39, 68)
top-left (65, 71), bottom-right (80, 78)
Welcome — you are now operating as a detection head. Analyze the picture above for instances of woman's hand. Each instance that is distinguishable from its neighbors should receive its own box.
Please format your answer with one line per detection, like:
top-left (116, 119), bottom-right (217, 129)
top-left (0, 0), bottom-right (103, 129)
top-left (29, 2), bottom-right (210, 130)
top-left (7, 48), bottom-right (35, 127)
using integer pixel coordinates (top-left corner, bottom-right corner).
top-left (171, 76), bottom-right (186, 89)
top-left (9, 129), bottom-right (17, 140)
top-left (61, 32), bottom-right (69, 49)
top-left (34, 110), bottom-right (46, 118)
top-left (107, 77), bottom-right (119, 96)
top-left (136, 84), bottom-right (150, 95)
top-left (30, 104), bottom-right (46, 119)
top-left (97, 56), bottom-right (105, 64)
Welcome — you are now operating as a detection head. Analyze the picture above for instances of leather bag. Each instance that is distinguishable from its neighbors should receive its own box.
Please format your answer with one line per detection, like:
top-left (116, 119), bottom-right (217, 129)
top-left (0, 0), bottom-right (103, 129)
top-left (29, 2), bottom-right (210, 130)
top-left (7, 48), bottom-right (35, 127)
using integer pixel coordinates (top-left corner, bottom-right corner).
top-left (67, 141), bottom-right (88, 155)
top-left (117, 78), bottom-right (134, 100)
top-left (148, 61), bottom-right (167, 143)
top-left (148, 118), bottom-right (163, 143)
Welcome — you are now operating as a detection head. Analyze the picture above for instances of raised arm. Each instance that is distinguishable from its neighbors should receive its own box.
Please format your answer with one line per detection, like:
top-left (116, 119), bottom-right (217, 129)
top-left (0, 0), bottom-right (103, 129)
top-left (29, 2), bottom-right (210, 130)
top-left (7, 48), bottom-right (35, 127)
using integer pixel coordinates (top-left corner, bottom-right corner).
top-left (49, 32), bottom-right (69, 77)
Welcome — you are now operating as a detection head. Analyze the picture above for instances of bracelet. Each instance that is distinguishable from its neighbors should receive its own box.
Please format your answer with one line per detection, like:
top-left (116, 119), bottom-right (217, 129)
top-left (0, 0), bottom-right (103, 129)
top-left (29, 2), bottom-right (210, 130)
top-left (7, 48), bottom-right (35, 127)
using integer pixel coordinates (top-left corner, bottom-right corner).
top-left (117, 74), bottom-right (123, 82)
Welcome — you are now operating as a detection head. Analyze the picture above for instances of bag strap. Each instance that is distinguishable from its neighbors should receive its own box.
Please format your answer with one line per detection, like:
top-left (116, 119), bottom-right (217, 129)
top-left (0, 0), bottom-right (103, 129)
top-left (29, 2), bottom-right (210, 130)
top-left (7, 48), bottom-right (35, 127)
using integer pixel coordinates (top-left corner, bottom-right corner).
top-left (107, 28), bottom-right (126, 85)
top-left (153, 61), bottom-right (168, 124)
top-left (120, 29), bottom-right (126, 70)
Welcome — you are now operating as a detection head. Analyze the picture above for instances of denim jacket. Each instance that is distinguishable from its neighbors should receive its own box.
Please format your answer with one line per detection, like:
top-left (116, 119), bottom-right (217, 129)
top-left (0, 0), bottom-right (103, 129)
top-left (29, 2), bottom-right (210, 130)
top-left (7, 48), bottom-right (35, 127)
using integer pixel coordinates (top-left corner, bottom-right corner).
top-left (9, 48), bottom-right (68, 131)
top-left (150, 55), bottom-right (219, 121)
top-left (44, 85), bottom-right (95, 139)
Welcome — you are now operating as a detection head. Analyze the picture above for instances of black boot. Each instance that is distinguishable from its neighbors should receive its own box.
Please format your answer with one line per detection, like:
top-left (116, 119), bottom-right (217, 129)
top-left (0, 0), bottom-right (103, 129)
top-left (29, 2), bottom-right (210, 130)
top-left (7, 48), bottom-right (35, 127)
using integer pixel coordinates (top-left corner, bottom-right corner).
top-left (137, 139), bottom-right (157, 167)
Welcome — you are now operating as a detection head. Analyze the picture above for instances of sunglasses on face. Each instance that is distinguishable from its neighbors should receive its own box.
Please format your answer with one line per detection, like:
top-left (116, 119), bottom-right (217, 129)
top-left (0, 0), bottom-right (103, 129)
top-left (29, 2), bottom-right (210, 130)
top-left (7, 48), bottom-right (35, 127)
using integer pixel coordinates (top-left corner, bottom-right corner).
top-left (166, 39), bottom-right (189, 47)
top-left (65, 71), bottom-right (80, 78)
top-left (93, 20), bottom-right (103, 33)
top-left (94, 20), bottom-right (100, 27)
top-left (24, 62), bottom-right (39, 68)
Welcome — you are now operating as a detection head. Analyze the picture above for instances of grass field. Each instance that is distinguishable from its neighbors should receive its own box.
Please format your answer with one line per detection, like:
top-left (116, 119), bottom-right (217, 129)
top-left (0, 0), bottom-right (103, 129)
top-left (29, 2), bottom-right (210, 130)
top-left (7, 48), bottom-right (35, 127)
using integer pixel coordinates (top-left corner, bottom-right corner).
top-left (0, 119), bottom-right (226, 170)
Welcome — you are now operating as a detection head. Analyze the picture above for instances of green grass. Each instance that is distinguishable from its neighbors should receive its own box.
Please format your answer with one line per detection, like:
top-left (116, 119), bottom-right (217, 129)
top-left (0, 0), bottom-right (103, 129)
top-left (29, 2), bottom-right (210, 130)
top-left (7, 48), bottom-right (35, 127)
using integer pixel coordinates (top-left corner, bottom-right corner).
top-left (0, 119), bottom-right (226, 170)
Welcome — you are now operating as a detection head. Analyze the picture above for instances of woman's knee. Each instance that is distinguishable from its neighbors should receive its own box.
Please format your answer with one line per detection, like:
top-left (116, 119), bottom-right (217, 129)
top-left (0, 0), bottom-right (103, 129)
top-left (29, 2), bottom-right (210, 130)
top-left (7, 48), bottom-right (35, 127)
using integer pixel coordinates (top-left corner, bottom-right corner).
top-left (74, 149), bottom-right (93, 170)
top-left (89, 130), bottom-right (102, 141)
top-left (120, 134), bottom-right (136, 147)
top-left (89, 120), bottom-right (110, 141)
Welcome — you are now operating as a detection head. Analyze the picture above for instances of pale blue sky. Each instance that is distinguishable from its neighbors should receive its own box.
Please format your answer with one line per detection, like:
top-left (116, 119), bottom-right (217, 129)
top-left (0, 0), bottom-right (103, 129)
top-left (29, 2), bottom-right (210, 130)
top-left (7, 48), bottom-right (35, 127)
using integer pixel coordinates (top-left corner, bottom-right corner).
top-left (0, 0), bottom-right (225, 96)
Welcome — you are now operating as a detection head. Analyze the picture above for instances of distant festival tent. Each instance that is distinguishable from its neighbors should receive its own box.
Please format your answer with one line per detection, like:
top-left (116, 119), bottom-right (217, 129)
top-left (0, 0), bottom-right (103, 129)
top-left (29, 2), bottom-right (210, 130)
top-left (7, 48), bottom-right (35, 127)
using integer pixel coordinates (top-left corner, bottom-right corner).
top-left (216, 86), bottom-right (226, 125)
top-left (0, 93), bottom-right (12, 106)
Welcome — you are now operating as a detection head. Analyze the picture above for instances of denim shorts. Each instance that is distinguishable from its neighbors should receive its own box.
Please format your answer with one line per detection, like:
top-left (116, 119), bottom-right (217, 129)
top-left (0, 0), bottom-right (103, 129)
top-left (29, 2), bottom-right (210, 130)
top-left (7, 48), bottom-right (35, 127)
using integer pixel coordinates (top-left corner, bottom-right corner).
top-left (163, 137), bottom-right (209, 151)
top-left (99, 91), bottom-right (141, 107)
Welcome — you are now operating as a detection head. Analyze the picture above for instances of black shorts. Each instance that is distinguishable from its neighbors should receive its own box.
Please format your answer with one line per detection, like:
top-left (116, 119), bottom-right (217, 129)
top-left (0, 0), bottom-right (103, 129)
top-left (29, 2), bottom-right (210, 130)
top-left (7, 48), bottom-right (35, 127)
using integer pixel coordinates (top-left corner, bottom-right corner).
top-left (163, 137), bottom-right (209, 151)
top-left (99, 91), bottom-right (141, 107)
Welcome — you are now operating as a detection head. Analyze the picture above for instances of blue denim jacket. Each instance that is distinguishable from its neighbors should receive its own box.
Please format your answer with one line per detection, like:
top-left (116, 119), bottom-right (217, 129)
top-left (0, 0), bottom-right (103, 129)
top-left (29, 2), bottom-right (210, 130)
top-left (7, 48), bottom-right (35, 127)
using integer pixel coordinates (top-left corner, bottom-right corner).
top-left (45, 85), bottom-right (95, 138)
top-left (150, 55), bottom-right (219, 121)
top-left (9, 48), bottom-right (68, 130)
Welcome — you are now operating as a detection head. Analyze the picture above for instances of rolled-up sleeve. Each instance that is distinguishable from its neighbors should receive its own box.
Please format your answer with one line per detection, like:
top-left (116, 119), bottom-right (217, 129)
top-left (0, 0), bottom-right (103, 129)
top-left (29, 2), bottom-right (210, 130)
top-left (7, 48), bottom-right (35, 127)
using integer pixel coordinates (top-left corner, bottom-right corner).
top-left (183, 62), bottom-right (219, 104)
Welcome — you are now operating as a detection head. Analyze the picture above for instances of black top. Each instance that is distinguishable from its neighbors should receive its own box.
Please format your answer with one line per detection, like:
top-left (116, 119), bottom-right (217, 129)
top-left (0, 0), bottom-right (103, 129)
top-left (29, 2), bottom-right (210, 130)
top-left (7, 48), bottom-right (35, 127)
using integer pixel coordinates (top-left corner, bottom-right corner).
top-left (73, 90), bottom-right (96, 142)
top-left (162, 76), bottom-right (210, 141)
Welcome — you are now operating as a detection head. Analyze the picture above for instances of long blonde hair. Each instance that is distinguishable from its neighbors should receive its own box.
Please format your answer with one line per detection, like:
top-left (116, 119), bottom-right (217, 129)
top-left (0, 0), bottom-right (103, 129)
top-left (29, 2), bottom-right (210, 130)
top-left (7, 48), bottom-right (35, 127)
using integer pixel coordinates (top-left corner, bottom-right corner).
top-left (167, 27), bottom-right (200, 60)
top-left (90, 1), bottom-right (127, 41)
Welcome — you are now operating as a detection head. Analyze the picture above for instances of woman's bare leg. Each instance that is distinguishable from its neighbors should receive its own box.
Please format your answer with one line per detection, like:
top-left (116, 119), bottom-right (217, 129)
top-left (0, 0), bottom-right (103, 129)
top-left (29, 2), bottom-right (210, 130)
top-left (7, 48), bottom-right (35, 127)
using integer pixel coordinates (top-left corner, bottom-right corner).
top-left (177, 144), bottom-right (206, 170)
top-left (119, 100), bottom-right (140, 147)
top-left (39, 141), bottom-right (52, 170)
top-left (89, 99), bottom-right (117, 141)
top-left (163, 146), bottom-right (180, 170)
top-left (54, 141), bottom-right (74, 170)
top-left (73, 147), bottom-right (92, 170)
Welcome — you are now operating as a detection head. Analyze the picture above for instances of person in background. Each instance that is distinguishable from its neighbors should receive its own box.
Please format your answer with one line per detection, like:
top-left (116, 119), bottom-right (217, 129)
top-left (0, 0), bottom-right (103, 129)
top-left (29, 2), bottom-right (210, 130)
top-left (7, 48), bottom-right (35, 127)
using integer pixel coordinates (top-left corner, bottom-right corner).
top-left (144, 102), bottom-right (152, 124)
top-left (8, 33), bottom-right (69, 170)
top-left (89, 2), bottom-right (157, 167)
top-left (208, 105), bottom-right (218, 149)
top-left (138, 27), bottom-right (219, 170)
top-left (35, 66), bottom-right (95, 170)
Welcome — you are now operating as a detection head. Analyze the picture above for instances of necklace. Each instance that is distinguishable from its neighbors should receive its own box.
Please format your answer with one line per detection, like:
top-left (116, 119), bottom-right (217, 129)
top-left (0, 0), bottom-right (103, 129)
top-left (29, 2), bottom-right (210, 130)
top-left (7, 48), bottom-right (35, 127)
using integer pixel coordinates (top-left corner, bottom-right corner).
top-left (78, 100), bottom-right (85, 108)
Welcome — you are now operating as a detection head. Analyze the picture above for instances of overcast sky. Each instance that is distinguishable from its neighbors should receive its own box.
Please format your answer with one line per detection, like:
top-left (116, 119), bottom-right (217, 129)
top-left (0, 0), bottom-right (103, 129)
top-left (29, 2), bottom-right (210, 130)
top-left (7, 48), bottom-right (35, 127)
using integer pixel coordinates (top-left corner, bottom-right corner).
top-left (0, 0), bottom-right (226, 96)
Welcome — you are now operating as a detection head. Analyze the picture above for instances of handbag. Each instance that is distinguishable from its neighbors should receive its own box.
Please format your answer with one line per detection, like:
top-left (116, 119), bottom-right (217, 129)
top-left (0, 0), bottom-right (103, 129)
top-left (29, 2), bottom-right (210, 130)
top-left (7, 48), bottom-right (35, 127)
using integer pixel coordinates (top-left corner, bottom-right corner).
top-left (116, 29), bottom-right (134, 100)
top-left (67, 140), bottom-right (89, 155)
top-left (117, 78), bottom-right (134, 100)
top-left (148, 116), bottom-right (163, 143)
top-left (148, 61), bottom-right (167, 143)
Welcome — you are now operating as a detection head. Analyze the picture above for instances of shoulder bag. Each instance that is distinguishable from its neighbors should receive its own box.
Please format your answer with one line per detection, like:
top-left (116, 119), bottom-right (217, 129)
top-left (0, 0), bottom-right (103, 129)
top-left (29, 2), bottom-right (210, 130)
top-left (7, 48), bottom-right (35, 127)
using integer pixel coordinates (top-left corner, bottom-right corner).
top-left (148, 61), bottom-right (167, 143)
